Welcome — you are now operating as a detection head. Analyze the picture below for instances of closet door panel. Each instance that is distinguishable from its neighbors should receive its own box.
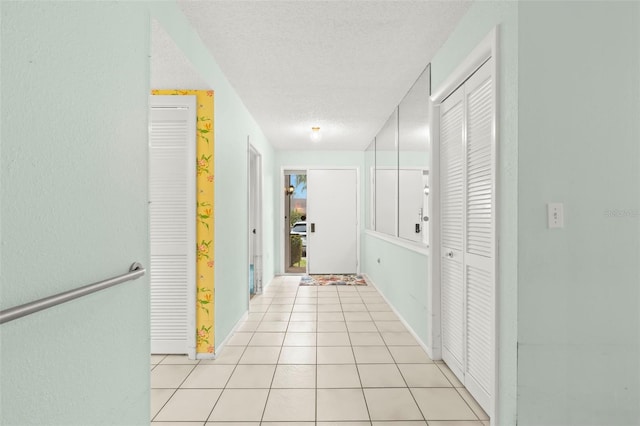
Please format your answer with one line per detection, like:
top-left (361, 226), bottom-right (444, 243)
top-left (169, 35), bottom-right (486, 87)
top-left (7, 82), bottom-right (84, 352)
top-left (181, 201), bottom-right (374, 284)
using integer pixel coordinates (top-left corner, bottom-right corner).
top-left (439, 88), bottom-right (465, 379)
top-left (149, 96), bottom-right (197, 355)
top-left (463, 60), bottom-right (495, 413)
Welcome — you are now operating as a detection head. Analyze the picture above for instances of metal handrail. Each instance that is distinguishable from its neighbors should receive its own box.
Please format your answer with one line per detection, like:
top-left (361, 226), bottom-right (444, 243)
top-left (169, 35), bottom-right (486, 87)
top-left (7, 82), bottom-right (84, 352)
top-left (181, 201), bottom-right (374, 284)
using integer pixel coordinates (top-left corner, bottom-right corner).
top-left (0, 262), bottom-right (146, 325)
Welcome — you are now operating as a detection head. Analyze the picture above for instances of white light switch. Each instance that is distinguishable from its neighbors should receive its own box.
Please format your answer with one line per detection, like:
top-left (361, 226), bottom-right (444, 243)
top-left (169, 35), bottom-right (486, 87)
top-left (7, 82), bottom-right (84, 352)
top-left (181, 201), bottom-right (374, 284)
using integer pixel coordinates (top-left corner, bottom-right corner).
top-left (547, 203), bottom-right (564, 228)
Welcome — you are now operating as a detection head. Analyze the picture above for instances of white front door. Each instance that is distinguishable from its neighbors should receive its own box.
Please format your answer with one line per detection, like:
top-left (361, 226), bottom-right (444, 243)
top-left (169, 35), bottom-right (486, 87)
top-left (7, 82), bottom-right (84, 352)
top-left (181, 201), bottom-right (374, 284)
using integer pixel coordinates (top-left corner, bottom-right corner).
top-left (307, 169), bottom-right (358, 274)
top-left (149, 95), bottom-right (197, 356)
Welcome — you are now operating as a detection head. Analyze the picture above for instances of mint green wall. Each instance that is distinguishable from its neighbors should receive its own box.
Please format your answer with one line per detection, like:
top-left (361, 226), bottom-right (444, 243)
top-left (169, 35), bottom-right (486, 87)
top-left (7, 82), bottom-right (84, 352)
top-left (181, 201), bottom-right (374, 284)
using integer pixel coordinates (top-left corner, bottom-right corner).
top-left (274, 151), bottom-right (365, 274)
top-left (361, 236), bottom-right (429, 340)
top-left (151, 3), bottom-right (276, 348)
top-left (0, 2), bottom-right (151, 424)
top-left (517, 2), bottom-right (640, 425)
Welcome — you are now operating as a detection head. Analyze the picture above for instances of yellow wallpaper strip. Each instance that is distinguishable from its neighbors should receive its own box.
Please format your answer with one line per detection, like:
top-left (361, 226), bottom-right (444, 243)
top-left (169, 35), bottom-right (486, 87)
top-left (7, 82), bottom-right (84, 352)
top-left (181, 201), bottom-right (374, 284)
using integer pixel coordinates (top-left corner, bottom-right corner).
top-left (151, 89), bottom-right (215, 353)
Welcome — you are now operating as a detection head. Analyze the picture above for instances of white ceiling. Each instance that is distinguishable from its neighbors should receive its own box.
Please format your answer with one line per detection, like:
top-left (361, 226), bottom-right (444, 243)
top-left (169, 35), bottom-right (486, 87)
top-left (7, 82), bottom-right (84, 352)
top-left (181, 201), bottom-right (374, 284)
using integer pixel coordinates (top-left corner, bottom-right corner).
top-left (177, 0), bottom-right (472, 151)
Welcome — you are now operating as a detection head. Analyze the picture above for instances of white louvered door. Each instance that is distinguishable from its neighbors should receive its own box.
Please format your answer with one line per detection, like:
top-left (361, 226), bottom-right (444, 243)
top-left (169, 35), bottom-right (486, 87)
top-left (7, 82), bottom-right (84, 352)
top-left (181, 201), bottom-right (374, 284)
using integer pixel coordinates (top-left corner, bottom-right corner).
top-left (439, 88), bottom-right (465, 379)
top-left (149, 95), bottom-right (196, 356)
top-left (439, 58), bottom-right (495, 416)
top-left (463, 60), bottom-right (494, 412)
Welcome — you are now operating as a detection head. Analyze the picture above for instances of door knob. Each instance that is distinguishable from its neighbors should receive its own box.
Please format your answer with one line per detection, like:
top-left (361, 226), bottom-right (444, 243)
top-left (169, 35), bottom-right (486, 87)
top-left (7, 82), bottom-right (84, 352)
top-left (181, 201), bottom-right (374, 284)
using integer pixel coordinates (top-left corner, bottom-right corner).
top-left (445, 251), bottom-right (454, 258)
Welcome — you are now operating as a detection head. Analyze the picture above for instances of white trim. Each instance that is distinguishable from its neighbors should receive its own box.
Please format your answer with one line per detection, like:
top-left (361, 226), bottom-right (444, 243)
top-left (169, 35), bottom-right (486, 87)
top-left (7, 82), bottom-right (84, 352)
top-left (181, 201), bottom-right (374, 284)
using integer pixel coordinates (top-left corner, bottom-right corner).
top-left (362, 273), bottom-right (434, 359)
top-left (428, 86), bottom-right (442, 361)
top-left (149, 95), bottom-right (197, 360)
top-left (248, 140), bottom-right (264, 297)
top-left (195, 353), bottom-right (216, 360)
top-left (212, 311), bottom-right (249, 356)
top-left (430, 26), bottom-right (499, 422)
top-left (431, 28), bottom-right (497, 104)
top-left (490, 26), bottom-right (500, 424)
top-left (364, 229), bottom-right (429, 256)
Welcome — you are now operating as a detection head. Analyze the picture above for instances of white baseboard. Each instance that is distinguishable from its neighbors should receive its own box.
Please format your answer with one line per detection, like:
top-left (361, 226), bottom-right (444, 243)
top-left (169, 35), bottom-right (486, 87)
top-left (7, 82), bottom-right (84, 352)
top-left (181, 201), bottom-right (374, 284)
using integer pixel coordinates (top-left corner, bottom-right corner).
top-left (362, 273), bottom-right (439, 360)
top-left (195, 352), bottom-right (216, 360)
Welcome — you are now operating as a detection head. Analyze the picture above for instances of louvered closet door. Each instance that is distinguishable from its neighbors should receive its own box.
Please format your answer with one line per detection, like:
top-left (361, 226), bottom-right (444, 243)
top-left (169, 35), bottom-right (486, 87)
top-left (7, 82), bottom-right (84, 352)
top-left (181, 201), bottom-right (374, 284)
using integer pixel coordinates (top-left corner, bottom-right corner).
top-left (149, 95), bottom-right (196, 355)
top-left (439, 87), bottom-right (465, 379)
top-left (463, 60), bottom-right (495, 412)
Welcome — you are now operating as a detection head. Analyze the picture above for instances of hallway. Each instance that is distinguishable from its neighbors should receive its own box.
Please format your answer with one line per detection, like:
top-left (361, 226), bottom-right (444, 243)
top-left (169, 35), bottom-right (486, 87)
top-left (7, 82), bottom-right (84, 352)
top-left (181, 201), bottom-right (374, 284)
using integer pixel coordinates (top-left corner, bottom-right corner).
top-left (151, 276), bottom-right (488, 425)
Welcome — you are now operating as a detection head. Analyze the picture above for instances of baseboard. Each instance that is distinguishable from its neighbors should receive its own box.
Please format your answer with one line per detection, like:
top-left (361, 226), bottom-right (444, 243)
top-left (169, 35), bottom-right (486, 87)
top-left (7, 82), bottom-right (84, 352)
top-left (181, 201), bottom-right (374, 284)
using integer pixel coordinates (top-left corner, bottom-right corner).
top-left (362, 273), bottom-right (439, 360)
top-left (195, 352), bottom-right (216, 360)
top-left (212, 310), bottom-right (249, 356)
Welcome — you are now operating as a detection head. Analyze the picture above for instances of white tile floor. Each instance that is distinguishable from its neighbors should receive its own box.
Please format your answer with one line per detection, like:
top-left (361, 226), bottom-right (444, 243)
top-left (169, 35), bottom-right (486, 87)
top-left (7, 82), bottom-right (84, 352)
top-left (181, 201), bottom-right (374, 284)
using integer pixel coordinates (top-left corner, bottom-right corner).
top-left (151, 275), bottom-right (489, 426)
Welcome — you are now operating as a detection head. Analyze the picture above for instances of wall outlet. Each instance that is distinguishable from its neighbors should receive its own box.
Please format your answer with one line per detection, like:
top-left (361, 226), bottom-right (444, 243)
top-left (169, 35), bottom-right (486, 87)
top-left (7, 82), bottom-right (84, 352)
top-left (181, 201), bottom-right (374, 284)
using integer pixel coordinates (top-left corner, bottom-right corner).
top-left (547, 203), bottom-right (564, 228)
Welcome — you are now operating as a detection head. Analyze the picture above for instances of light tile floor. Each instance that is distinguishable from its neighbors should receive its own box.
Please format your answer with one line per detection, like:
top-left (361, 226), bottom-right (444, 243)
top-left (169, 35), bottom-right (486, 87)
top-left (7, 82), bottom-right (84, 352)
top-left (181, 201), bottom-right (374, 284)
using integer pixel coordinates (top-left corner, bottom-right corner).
top-left (151, 276), bottom-right (489, 426)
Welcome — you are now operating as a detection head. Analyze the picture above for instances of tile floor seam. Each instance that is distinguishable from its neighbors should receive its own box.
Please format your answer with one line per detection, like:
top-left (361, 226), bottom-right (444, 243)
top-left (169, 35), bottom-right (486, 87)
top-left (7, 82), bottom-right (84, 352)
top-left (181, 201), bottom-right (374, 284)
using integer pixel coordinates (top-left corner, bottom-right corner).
top-left (202, 347), bottom-right (248, 423)
top-left (156, 276), bottom-right (487, 424)
top-left (150, 387), bottom-right (180, 422)
top-left (344, 288), bottom-right (372, 424)
top-left (452, 379), bottom-right (484, 421)
top-left (313, 283), bottom-right (319, 424)
top-left (369, 301), bottom-right (427, 423)
top-left (259, 333), bottom-right (281, 424)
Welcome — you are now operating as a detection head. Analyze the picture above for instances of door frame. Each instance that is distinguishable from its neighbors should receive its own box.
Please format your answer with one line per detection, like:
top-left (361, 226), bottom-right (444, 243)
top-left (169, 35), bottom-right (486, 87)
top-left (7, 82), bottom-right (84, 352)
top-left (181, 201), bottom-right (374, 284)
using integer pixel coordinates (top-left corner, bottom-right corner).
top-left (429, 27), bottom-right (499, 420)
top-left (280, 166), bottom-right (361, 275)
top-left (248, 140), bottom-right (263, 296)
top-left (149, 95), bottom-right (197, 359)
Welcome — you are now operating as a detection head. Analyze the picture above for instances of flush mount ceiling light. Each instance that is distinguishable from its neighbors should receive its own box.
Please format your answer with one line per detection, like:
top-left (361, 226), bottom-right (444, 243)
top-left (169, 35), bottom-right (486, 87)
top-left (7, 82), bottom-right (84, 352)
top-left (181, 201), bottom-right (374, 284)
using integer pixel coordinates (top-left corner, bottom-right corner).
top-left (310, 126), bottom-right (321, 142)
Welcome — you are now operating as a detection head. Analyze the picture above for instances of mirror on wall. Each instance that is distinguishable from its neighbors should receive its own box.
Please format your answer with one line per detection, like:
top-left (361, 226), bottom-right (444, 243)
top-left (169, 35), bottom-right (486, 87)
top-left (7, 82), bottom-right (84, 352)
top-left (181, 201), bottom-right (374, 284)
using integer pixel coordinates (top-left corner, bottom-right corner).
top-left (398, 65), bottom-right (430, 243)
top-left (375, 109), bottom-right (398, 236)
top-left (366, 64), bottom-right (431, 246)
top-left (365, 139), bottom-right (376, 229)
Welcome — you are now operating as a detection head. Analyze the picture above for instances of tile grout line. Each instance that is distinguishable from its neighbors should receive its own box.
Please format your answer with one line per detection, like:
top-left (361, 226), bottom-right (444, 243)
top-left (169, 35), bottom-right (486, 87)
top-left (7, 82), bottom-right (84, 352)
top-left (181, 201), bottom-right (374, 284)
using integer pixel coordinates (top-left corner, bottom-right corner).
top-left (369, 297), bottom-right (427, 424)
top-left (151, 359), bottom-right (200, 422)
top-left (153, 278), bottom-right (485, 425)
top-left (340, 285), bottom-right (372, 424)
top-left (204, 313), bottom-right (256, 424)
top-left (313, 279), bottom-right (319, 423)
top-left (258, 293), bottom-right (285, 424)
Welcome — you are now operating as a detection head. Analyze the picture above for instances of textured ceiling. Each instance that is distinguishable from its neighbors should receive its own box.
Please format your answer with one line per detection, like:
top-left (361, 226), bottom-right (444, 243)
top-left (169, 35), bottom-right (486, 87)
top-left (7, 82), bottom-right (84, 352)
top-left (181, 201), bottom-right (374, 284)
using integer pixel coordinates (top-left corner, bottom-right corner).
top-left (178, 0), bottom-right (472, 151)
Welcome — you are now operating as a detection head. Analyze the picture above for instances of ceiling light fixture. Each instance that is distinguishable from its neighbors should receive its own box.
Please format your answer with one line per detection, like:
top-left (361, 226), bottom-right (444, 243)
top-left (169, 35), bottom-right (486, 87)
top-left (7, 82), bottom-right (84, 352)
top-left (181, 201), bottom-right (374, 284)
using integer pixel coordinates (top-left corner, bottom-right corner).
top-left (310, 126), bottom-right (321, 142)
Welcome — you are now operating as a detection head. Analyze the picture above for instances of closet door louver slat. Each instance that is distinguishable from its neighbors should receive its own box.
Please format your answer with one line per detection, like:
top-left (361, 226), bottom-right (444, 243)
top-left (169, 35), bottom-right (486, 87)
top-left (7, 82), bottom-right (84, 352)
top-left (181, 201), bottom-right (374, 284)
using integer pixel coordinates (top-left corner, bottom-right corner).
top-left (149, 97), bottom-right (196, 355)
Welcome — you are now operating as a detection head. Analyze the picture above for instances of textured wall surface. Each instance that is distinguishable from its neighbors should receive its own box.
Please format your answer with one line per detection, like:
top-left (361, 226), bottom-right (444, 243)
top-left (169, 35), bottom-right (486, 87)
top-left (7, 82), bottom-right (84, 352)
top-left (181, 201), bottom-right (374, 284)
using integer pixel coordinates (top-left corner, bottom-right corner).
top-left (0, 2), bottom-right (151, 424)
top-left (518, 2), bottom-right (640, 425)
top-left (361, 234), bottom-right (430, 343)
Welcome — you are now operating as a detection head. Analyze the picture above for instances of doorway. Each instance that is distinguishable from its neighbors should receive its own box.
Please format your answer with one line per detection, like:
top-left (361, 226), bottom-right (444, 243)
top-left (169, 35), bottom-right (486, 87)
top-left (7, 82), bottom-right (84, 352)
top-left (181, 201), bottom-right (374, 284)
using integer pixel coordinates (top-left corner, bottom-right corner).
top-left (148, 95), bottom-right (197, 357)
top-left (282, 168), bottom-right (359, 275)
top-left (248, 142), bottom-right (263, 296)
top-left (284, 171), bottom-right (307, 274)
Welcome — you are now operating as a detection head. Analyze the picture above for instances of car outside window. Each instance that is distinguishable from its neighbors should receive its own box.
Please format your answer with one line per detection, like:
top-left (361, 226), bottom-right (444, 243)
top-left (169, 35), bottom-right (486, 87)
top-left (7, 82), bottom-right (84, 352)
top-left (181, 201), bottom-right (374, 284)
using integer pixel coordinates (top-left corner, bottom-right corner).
top-left (292, 223), bottom-right (306, 233)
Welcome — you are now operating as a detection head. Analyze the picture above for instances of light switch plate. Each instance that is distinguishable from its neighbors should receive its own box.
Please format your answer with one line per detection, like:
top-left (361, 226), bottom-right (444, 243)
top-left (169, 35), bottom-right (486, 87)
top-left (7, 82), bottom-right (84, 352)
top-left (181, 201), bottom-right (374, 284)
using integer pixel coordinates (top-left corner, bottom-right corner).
top-left (547, 203), bottom-right (564, 228)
